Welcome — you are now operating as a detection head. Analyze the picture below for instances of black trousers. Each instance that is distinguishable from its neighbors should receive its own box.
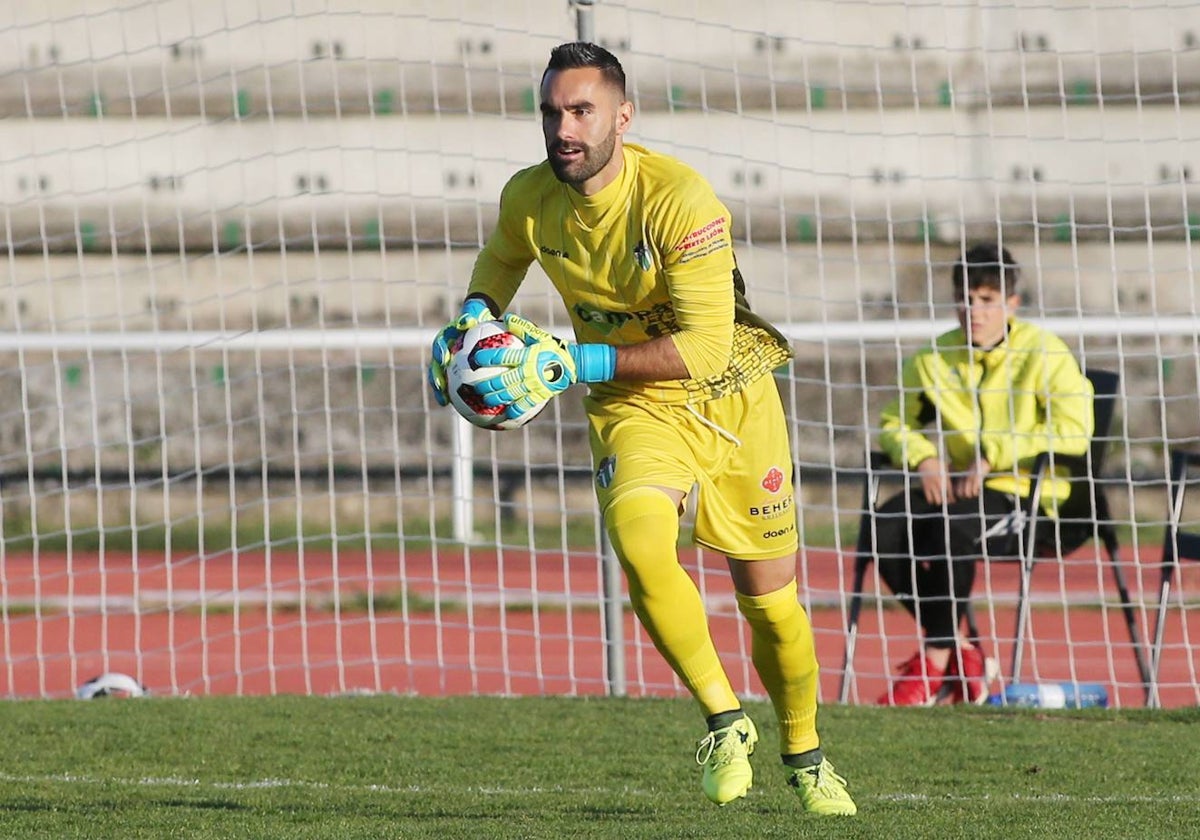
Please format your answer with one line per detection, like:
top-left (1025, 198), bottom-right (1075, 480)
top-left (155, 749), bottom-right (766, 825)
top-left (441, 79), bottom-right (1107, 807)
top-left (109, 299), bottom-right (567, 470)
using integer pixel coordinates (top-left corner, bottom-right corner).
top-left (858, 487), bottom-right (1022, 648)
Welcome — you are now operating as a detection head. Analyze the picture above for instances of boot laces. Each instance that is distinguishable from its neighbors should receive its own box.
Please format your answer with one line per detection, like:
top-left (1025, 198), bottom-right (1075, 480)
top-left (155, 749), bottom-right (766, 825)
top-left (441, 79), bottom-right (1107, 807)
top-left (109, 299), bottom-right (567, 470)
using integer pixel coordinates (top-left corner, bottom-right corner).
top-left (695, 728), bottom-right (740, 768)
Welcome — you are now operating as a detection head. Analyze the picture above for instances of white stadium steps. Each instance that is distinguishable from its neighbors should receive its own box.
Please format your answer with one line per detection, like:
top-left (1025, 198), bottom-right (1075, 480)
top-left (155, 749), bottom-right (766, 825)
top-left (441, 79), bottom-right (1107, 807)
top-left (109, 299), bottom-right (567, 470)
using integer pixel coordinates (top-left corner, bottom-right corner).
top-left (1, 106), bottom-right (1197, 250)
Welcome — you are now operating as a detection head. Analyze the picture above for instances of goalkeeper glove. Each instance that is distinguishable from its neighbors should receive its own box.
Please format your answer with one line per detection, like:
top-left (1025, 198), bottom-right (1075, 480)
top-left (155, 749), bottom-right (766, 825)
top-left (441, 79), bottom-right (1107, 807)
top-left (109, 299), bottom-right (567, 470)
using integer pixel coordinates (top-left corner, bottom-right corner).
top-left (426, 297), bottom-right (496, 406)
top-left (471, 314), bottom-right (616, 421)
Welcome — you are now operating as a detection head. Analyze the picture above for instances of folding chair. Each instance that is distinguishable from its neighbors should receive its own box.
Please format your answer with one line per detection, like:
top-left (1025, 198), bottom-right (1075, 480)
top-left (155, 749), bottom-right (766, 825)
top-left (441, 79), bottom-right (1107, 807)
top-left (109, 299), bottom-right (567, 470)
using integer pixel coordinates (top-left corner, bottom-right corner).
top-left (1147, 449), bottom-right (1200, 708)
top-left (838, 368), bottom-right (1151, 704)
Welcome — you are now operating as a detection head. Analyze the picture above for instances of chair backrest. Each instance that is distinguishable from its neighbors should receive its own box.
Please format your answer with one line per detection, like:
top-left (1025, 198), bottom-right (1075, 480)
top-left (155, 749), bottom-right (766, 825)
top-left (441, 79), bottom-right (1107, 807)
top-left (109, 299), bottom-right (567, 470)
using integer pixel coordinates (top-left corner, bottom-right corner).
top-left (1084, 368), bottom-right (1119, 476)
top-left (1163, 450), bottom-right (1200, 566)
top-left (1033, 368), bottom-right (1118, 550)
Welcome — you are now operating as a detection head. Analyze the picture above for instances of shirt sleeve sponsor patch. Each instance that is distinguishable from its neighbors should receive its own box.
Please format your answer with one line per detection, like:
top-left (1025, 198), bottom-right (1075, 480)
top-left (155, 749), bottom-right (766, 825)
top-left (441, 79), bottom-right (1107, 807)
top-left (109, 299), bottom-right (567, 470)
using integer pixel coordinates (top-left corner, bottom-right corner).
top-left (675, 217), bottom-right (731, 264)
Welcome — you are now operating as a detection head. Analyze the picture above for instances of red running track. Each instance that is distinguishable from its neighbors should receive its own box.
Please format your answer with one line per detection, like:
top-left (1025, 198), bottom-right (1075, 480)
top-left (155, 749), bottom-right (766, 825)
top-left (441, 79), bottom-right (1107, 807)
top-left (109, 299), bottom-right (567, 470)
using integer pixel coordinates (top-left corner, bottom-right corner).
top-left (1, 546), bottom-right (1196, 707)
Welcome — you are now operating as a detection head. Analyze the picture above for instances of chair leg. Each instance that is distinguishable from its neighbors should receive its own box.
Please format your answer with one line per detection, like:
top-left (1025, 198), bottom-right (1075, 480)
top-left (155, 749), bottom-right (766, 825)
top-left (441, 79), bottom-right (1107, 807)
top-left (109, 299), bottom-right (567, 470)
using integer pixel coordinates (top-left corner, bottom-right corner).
top-left (1100, 528), bottom-right (1153, 702)
top-left (1011, 472), bottom-right (1048, 685)
top-left (1148, 573), bottom-right (1174, 710)
top-left (838, 555), bottom-right (871, 704)
top-left (1010, 552), bottom-right (1037, 683)
top-left (962, 601), bottom-right (981, 647)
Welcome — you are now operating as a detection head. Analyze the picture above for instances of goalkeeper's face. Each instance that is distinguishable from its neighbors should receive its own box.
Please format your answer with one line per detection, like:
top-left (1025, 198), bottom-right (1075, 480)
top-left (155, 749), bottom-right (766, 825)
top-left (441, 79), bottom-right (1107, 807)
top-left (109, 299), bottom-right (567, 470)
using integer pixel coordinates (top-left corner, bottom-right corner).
top-left (540, 67), bottom-right (633, 195)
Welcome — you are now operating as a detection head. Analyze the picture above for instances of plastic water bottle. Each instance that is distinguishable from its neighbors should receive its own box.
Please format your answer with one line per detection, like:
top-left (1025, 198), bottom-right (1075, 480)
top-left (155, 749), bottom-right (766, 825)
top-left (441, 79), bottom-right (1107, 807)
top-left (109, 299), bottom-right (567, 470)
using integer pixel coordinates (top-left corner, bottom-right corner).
top-left (986, 682), bottom-right (1109, 709)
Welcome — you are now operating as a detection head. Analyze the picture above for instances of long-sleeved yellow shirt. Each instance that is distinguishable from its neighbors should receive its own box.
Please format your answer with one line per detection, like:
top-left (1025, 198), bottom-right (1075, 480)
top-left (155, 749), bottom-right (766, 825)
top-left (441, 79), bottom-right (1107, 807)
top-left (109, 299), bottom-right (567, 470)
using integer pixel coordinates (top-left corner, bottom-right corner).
top-left (878, 318), bottom-right (1094, 505)
top-left (467, 143), bottom-right (791, 404)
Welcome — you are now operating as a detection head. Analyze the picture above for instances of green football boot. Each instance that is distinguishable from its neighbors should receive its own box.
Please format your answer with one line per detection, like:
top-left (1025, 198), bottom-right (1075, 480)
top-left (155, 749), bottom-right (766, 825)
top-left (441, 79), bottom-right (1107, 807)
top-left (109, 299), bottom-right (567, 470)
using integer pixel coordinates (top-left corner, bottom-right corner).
top-left (695, 715), bottom-right (758, 805)
top-left (785, 757), bottom-right (858, 816)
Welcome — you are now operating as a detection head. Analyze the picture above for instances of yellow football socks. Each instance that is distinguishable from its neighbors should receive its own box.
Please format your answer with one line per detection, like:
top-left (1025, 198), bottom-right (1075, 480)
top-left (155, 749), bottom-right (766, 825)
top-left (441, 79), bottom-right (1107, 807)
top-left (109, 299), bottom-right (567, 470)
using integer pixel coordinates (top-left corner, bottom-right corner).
top-left (736, 580), bottom-right (820, 755)
top-left (606, 487), bottom-right (740, 716)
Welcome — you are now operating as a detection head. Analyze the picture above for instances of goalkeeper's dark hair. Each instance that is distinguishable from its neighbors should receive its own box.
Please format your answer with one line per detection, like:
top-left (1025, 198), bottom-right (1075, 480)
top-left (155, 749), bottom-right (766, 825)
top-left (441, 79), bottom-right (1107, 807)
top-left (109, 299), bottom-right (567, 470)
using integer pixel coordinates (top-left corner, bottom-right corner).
top-left (544, 42), bottom-right (626, 98)
top-left (952, 242), bottom-right (1020, 296)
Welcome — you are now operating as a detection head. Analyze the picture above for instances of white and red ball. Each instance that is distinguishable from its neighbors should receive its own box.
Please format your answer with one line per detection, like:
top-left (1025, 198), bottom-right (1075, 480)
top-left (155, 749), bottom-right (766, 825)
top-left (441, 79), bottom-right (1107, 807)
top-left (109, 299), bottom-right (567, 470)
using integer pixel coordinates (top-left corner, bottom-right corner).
top-left (447, 321), bottom-right (547, 431)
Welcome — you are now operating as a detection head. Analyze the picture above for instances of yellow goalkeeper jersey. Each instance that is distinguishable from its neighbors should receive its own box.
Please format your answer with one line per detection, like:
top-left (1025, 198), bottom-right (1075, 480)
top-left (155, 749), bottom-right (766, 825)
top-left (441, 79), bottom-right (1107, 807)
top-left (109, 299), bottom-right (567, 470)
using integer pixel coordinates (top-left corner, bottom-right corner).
top-left (467, 143), bottom-right (791, 405)
top-left (879, 318), bottom-right (1094, 506)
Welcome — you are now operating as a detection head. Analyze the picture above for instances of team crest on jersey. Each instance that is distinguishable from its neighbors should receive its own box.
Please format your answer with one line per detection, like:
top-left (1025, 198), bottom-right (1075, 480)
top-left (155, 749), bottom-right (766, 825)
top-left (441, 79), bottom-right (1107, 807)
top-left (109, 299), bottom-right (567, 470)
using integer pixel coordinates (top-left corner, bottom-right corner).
top-left (574, 303), bottom-right (631, 335)
top-left (596, 456), bottom-right (617, 489)
top-left (633, 240), bottom-right (652, 271)
top-left (761, 467), bottom-right (785, 494)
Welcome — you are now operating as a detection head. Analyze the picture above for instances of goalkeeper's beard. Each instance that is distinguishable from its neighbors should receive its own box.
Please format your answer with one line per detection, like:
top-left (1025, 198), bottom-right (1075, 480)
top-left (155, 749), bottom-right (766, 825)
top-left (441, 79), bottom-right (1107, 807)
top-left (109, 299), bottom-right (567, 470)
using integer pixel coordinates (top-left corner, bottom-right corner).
top-left (547, 132), bottom-right (617, 186)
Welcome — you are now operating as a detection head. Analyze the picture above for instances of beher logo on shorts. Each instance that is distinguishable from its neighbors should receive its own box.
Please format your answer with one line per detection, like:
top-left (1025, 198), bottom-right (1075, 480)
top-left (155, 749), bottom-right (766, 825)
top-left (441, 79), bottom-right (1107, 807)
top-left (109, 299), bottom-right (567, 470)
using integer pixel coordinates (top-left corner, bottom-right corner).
top-left (761, 467), bottom-right (785, 494)
top-left (596, 456), bottom-right (617, 489)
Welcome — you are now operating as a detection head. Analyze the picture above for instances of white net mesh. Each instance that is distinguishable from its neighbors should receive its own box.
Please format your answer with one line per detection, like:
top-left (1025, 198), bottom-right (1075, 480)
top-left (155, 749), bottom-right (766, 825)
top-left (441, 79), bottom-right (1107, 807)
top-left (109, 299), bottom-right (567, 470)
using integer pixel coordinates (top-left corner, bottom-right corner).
top-left (0, 0), bottom-right (1197, 706)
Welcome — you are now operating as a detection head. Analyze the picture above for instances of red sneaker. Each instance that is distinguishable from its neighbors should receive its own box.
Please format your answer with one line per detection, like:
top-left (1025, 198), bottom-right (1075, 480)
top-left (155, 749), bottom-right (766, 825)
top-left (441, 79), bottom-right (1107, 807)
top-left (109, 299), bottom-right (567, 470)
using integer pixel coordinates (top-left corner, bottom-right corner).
top-left (876, 652), bottom-right (945, 706)
top-left (944, 644), bottom-right (992, 705)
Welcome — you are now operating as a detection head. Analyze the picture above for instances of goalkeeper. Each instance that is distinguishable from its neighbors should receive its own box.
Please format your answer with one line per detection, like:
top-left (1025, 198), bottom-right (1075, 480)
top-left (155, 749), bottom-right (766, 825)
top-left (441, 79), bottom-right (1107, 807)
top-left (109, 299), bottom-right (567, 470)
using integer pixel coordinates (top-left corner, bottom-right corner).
top-left (426, 41), bottom-right (855, 816)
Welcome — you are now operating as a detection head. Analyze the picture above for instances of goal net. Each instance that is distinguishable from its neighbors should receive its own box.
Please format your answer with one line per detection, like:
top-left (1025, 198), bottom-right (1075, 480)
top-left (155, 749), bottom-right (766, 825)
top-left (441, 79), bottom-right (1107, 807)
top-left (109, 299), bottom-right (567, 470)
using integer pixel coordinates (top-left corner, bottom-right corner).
top-left (1, 0), bottom-right (1197, 708)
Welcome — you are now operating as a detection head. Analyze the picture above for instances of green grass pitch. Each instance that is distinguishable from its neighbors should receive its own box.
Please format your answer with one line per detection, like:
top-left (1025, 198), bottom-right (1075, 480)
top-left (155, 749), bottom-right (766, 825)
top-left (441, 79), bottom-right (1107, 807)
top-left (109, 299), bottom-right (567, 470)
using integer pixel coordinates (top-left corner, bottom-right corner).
top-left (0, 695), bottom-right (1196, 839)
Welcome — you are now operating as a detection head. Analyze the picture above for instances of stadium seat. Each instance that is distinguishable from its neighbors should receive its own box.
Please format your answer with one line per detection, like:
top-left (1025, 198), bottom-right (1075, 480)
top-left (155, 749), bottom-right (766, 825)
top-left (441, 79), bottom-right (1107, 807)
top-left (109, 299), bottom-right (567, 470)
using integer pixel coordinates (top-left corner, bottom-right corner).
top-left (1147, 449), bottom-right (1200, 709)
top-left (838, 368), bottom-right (1152, 704)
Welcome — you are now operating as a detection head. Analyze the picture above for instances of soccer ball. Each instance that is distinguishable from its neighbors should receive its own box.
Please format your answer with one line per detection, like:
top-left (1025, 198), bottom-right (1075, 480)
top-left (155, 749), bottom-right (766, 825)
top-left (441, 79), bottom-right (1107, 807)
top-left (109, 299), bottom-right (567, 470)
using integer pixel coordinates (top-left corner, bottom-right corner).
top-left (76, 672), bottom-right (148, 699)
top-left (446, 320), bottom-right (548, 431)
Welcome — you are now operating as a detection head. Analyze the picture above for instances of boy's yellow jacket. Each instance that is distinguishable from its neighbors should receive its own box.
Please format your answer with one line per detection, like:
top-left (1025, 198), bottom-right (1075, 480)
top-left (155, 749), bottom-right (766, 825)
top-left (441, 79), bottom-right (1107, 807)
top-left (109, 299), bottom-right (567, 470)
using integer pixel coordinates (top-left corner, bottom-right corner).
top-left (879, 318), bottom-right (1094, 508)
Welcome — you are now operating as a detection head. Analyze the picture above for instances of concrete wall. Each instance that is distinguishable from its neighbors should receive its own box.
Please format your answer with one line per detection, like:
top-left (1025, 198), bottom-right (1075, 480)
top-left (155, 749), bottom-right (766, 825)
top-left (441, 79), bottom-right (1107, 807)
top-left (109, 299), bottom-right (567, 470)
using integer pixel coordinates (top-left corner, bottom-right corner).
top-left (1, 1), bottom-right (1195, 253)
top-left (3, 1), bottom-right (1195, 94)
top-left (0, 242), bottom-right (1195, 483)
top-left (1, 242), bottom-right (1196, 333)
top-left (2, 106), bottom-right (1197, 248)
top-left (0, 0), bottom-right (1196, 523)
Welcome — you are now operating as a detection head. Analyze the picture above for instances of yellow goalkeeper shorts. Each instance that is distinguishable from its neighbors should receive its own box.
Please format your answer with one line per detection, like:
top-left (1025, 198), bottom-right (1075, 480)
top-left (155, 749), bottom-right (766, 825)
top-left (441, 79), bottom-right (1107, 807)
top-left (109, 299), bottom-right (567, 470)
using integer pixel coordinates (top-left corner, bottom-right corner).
top-left (584, 373), bottom-right (798, 561)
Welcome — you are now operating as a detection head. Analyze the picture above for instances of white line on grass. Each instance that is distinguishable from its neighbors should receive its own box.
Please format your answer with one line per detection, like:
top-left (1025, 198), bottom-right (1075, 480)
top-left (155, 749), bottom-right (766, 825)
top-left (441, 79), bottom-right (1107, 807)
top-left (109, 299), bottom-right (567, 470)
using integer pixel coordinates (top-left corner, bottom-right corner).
top-left (0, 772), bottom-right (610, 797)
top-left (871, 792), bottom-right (1200, 804)
top-left (2, 772), bottom-right (1199, 804)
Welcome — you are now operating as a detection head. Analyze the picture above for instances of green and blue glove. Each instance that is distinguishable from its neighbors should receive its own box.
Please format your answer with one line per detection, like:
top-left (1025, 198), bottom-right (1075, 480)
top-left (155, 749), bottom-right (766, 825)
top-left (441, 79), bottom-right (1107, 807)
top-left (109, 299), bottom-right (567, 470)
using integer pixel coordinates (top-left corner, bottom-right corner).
top-left (426, 297), bottom-right (496, 406)
top-left (471, 314), bottom-right (616, 421)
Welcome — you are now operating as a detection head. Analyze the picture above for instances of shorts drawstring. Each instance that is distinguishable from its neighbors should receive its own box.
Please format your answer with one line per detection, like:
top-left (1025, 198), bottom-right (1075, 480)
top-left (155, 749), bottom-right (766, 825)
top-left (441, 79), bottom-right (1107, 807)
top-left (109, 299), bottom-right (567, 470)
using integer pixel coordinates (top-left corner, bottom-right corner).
top-left (685, 405), bottom-right (742, 447)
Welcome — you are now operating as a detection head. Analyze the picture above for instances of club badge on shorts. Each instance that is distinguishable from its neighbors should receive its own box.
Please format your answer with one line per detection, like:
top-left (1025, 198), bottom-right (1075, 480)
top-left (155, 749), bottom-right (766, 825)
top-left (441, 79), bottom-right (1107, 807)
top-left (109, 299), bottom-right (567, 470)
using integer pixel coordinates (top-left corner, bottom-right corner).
top-left (596, 456), bottom-right (617, 489)
top-left (633, 240), bottom-right (652, 271)
top-left (761, 466), bottom-right (785, 494)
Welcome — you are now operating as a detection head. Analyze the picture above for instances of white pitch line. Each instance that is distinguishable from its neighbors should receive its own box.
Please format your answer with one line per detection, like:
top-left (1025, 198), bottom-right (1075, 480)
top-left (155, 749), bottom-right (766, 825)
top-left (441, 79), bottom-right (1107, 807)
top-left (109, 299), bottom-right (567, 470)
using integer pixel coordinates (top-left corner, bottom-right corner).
top-left (1, 772), bottom-right (1198, 804)
top-left (873, 792), bottom-right (1200, 804)
top-left (0, 772), bottom-right (617, 797)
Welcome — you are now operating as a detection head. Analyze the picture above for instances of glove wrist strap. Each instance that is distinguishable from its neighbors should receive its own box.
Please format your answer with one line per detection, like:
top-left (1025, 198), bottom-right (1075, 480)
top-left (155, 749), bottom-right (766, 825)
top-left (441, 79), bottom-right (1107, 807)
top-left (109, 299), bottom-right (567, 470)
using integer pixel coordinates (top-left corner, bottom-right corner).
top-left (459, 297), bottom-right (493, 322)
top-left (569, 343), bottom-right (617, 383)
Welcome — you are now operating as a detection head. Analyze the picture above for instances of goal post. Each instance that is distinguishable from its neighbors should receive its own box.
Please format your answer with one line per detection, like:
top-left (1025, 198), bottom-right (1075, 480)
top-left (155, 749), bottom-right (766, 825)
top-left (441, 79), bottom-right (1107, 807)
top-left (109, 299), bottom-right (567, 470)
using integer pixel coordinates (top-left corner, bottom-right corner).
top-left (0, 0), bottom-right (1198, 707)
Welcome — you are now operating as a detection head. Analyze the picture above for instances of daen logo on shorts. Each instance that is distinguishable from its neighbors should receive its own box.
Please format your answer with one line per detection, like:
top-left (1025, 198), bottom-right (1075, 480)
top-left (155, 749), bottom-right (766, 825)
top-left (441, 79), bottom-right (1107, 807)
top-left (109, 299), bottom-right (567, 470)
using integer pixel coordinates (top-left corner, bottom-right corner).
top-left (762, 523), bottom-right (796, 540)
top-left (761, 467), bottom-right (785, 494)
top-left (596, 456), bottom-right (617, 489)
